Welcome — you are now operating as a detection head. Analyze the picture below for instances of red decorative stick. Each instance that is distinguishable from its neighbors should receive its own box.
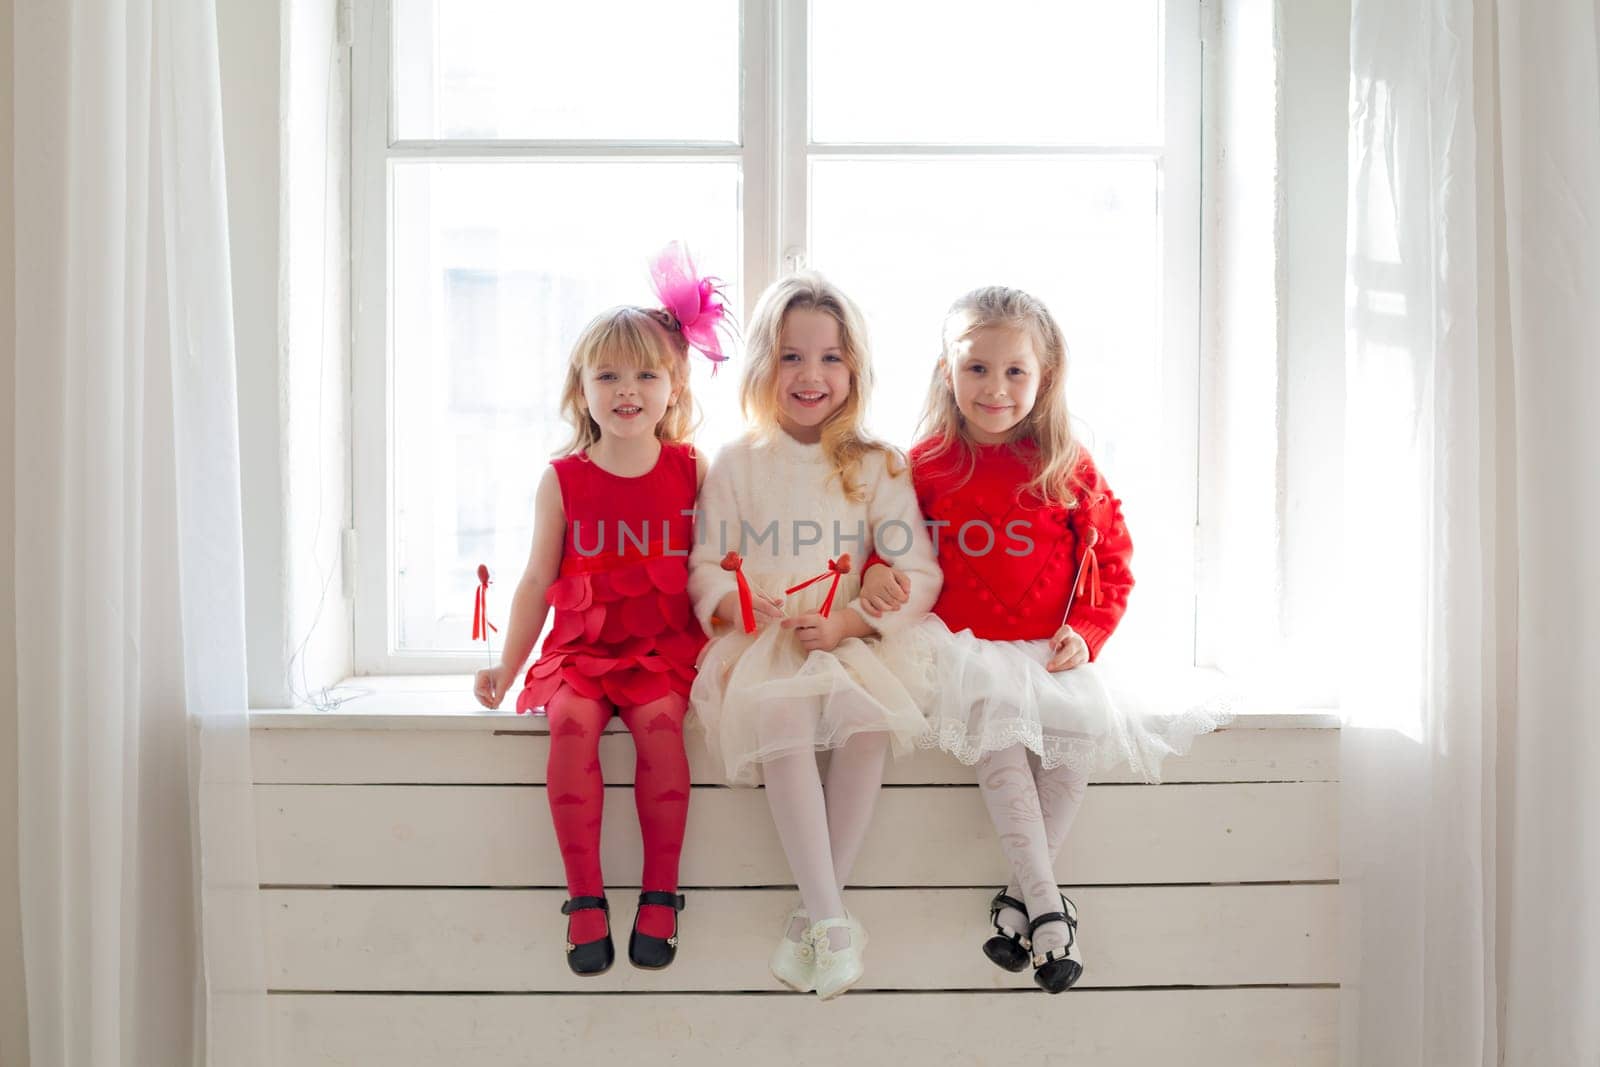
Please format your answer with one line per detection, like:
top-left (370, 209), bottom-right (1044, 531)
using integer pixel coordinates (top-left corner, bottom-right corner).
top-left (785, 553), bottom-right (853, 617)
top-left (720, 552), bottom-right (757, 633)
top-left (1059, 528), bottom-right (1102, 625)
top-left (472, 564), bottom-right (499, 654)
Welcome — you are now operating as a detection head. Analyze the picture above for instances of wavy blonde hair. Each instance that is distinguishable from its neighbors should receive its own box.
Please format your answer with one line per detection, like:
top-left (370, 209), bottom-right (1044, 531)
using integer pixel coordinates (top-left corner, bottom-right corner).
top-left (741, 272), bottom-right (901, 501)
top-left (917, 286), bottom-right (1083, 507)
top-left (556, 306), bottom-right (698, 456)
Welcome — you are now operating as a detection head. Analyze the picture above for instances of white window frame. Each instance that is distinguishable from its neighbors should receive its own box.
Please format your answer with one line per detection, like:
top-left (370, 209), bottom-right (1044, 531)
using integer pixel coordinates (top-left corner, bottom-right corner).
top-left (350, 0), bottom-right (1204, 675)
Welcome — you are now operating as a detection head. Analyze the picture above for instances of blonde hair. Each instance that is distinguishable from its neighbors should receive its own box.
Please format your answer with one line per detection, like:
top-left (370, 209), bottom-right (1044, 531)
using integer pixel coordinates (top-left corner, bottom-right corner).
top-left (556, 306), bottom-right (697, 456)
top-left (917, 286), bottom-right (1083, 507)
top-left (740, 272), bottom-right (901, 500)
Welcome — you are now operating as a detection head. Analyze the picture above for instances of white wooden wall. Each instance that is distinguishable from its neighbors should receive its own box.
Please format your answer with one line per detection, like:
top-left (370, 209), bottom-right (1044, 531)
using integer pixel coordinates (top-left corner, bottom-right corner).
top-left (253, 702), bottom-right (1339, 1066)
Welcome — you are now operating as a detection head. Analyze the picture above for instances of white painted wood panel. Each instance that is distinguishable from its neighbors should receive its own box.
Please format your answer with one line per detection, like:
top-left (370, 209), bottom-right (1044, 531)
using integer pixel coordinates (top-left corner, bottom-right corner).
top-left (256, 782), bottom-right (1338, 886)
top-left (263, 884), bottom-right (1338, 991)
top-left (251, 725), bottom-right (1339, 786)
top-left (269, 989), bottom-right (1339, 1067)
top-left (249, 679), bottom-right (1340, 731)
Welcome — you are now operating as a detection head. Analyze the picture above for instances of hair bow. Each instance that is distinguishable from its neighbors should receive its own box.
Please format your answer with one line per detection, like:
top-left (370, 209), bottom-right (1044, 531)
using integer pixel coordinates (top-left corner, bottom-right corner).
top-left (649, 241), bottom-right (731, 373)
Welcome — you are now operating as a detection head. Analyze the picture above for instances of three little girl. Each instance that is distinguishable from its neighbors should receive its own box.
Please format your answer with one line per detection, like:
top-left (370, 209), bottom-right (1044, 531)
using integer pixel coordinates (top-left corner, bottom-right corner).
top-left (475, 254), bottom-right (1226, 996)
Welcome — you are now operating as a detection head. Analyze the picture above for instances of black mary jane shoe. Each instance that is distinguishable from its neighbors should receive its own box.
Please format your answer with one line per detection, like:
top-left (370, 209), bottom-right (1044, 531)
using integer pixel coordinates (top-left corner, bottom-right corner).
top-left (1029, 895), bottom-right (1083, 994)
top-left (628, 891), bottom-right (686, 970)
top-left (561, 895), bottom-right (614, 976)
top-left (981, 890), bottom-right (1032, 973)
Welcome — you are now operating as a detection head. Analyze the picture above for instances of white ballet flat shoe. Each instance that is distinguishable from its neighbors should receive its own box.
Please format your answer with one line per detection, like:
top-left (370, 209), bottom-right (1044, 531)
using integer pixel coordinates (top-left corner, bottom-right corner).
top-left (809, 915), bottom-right (867, 1001)
top-left (769, 905), bottom-right (815, 992)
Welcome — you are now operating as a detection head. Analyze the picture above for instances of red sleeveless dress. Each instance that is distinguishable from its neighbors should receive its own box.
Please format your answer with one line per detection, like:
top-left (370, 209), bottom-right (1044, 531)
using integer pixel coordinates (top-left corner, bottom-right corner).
top-left (516, 442), bottom-right (706, 713)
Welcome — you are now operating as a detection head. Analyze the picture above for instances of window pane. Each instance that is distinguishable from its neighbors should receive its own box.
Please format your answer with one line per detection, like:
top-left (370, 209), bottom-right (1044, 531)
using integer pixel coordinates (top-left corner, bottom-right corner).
top-left (391, 161), bottom-right (741, 653)
top-left (810, 159), bottom-right (1182, 660)
top-left (811, 0), bottom-right (1160, 145)
top-left (393, 0), bottom-right (740, 141)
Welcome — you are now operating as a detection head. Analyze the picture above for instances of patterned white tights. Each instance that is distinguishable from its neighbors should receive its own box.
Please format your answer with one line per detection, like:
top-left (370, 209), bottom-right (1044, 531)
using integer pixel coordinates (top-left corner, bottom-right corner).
top-left (976, 744), bottom-right (1089, 958)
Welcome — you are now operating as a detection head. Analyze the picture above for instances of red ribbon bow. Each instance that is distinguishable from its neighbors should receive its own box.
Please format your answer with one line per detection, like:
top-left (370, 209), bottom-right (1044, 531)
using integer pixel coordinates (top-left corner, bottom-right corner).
top-left (721, 552), bottom-right (757, 633)
top-left (472, 564), bottom-right (499, 641)
top-left (785, 553), bottom-right (853, 618)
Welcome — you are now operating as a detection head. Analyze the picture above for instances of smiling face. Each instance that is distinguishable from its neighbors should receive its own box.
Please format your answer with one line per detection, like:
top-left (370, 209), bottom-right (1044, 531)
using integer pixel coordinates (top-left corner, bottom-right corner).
top-left (947, 324), bottom-right (1043, 444)
top-left (579, 355), bottom-right (678, 443)
top-left (773, 307), bottom-right (852, 443)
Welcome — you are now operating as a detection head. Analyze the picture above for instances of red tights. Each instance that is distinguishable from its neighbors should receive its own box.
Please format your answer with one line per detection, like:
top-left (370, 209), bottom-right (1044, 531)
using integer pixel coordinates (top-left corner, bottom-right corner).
top-left (545, 686), bottom-right (690, 942)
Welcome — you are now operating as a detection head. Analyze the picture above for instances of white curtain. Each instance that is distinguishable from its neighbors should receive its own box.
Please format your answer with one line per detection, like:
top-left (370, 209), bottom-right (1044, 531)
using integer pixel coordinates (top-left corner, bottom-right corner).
top-left (1342, 1), bottom-right (1600, 1064)
top-left (13, 1), bottom-right (268, 1065)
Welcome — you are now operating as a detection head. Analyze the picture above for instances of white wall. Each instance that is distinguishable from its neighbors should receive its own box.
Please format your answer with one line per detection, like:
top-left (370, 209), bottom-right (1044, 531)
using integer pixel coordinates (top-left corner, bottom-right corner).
top-left (1, 0), bottom-right (30, 1057)
top-left (283, 0), bottom-right (353, 703)
top-left (1280, 0), bottom-right (1351, 705)
top-left (1199, 0), bottom-right (1350, 707)
top-left (1199, 0), bottom-right (1287, 683)
top-left (218, 0), bottom-right (352, 709)
top-left (219, 0), bottom-right (293, 708)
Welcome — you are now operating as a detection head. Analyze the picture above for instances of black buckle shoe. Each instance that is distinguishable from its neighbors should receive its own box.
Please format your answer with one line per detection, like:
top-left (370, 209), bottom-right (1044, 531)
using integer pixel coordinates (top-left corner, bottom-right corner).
top-left (628, 891), bottom-right (686, 970)
top-left (981, 890), bottom-right (1032, 973)
top-left (560, 895), bottom-right (614, 976)
top-left (1028, 895), bottom-right (1082, 994)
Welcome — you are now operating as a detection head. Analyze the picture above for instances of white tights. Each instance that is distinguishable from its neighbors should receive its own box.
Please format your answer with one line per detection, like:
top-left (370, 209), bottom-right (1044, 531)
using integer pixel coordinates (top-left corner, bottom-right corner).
top-left (975, 744), bottom-right (1090, 958)
top-left (763, 730), bottom-right (890, 949)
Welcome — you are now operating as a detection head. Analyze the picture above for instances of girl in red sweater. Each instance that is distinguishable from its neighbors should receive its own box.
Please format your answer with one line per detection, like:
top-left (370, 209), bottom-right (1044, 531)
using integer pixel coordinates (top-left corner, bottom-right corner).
top-left (861, 286), bottom-right (1228, 994)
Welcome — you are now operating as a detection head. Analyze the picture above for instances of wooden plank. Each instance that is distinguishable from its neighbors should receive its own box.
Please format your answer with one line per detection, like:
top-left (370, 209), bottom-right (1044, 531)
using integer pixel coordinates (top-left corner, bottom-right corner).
top-left (252, 725), bottom-right (1338, 786)
top-left (262, 884), bottom-right (1338, 992)
top-left (269, 989), bottom-right (1338, 1067)
top-left (256, 782), bottom-right (1338, 887)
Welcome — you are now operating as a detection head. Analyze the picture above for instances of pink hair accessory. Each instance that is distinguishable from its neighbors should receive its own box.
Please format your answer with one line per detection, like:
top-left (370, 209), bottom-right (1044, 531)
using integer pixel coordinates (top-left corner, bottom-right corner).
top-left (649, 241), bottom-right (731, 373)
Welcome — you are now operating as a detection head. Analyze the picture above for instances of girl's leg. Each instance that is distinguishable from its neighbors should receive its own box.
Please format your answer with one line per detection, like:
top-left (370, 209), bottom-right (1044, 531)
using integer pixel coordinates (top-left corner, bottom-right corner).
top-left (822, 730), bottom-right (890, 890)
top-left (545, 686), bottom-right (614, 943)
top-left (617, 693), bottom-right (691, 939)
top-left (997, 755), bottom-right (1090, 937)
top-left (763, 750), bottom-right (846, 929)
top-left (975, 744), bottom-right (1072, 958)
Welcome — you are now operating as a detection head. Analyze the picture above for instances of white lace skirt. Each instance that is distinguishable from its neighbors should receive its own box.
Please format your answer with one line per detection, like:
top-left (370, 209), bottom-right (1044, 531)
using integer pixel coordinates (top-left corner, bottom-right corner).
top-left (690, 576), bottom-right (932, 787)
top-left (905, 617), bottom-right (1233, 784)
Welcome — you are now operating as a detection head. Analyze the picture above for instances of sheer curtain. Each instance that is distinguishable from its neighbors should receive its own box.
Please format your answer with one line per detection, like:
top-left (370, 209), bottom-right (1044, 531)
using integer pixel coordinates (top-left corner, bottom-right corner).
top-left (1342, 1), bottom-right (1600, 1064)
top-left (13, 1), bottom-right (267, 1064)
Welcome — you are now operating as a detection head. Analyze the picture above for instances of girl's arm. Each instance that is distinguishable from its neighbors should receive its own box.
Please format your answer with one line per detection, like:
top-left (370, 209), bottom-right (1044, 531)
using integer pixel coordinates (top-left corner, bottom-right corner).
top-left (1064, 452), bottom-right (1133, 660)
top-left (847, 452), bottom-right (942, 635)
top-left (474, 467), bottom-right (565, 708)
top-left (687, 447), bottom-right (743, 636)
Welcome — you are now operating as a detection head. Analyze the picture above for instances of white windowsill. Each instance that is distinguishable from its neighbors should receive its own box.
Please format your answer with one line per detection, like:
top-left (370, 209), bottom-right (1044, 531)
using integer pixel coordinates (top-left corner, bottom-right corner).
top-left (249, 674), bottom-right (1342, 731)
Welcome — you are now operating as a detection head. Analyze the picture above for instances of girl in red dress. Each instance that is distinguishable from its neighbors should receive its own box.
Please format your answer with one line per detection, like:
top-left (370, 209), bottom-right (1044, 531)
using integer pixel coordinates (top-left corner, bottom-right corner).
top-left (473, 248), bottom-right (727, 976)
top-left (860, 286), bottom-right (1229, 994)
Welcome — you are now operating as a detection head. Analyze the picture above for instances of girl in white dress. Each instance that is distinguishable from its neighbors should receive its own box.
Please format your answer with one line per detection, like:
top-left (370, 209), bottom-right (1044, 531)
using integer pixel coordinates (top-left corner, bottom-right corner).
top-left (688, 273), bottom-right (941, 1000)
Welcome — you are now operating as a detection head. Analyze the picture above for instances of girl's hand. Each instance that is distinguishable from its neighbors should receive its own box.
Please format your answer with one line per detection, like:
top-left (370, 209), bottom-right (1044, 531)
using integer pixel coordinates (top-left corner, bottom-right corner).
top-left (858, 563), bottom-right (911, 618)
top-left (1045, 625), bottom-right (1090, 672)
top-left (781, 610), bottom-right (861, 653)
top-left (474, 663), bottom-right (519, 709)
top-left (716, 589), bottom-right (785, 631)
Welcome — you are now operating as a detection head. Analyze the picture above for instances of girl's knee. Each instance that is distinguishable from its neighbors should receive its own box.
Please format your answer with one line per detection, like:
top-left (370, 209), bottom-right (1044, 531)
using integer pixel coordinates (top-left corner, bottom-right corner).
top-left (619, 694), bottom-right (688, 739)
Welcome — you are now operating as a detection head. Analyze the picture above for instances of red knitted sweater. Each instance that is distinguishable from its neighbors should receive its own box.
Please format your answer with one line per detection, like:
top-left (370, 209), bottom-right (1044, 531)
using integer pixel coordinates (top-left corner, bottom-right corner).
top-left (905, 437), bottom-right (1133, 659)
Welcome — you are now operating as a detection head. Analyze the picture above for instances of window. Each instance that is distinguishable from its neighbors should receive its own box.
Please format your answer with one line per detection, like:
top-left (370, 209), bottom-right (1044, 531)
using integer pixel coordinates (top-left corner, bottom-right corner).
top-left (353, 0), bottom-right (1201, 673)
